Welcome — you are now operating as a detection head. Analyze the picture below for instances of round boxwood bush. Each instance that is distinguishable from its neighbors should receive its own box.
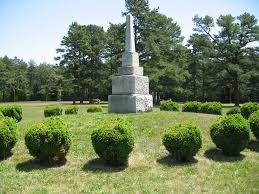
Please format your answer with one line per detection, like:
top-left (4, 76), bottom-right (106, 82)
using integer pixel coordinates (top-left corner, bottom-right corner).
top-left (44, 106), bottom-right (63, 117)
top-left (162, 123), bottom-right (202, 161)
top-left (160, 100), bottom-right (179, 111)
top-left (226, 107), bottom-right (241, 115)
top-left (182, 101), bottom-right (202, 113)
top-left (91, 117), bottom-right (134, 166)
top-left (87, 106), bottom-right (102, 113)
top-left (248, 110), bottom-right (259, 140)
top-left (0, 104), bottom-right (22, 122)
top-left (240, 102), bottom-right (259, 119)
top-left (210, 114), bottom-right (250, 156)
top-left (65, 105), bottom-right (79, 115)
top-left (200, 102), bottom-right (222, 115)
top-left (0, 117), bottom-right (17, 158)
top-left (25, 117), bottom-right (72, 163)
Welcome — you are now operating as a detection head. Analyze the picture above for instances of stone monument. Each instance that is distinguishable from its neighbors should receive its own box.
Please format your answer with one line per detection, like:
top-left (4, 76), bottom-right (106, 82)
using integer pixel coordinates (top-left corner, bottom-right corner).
top-left (108, 14), bottom-right (153, 113)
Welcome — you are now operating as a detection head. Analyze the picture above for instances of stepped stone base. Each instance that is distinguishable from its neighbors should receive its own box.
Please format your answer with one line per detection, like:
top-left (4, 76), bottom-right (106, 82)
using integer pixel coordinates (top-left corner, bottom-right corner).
top-left (118, 66), bottom-right (143, 76)
top-left (108, 94), bottom-right (153, 113)
top-left (112, 75), bottom-right (149, 95)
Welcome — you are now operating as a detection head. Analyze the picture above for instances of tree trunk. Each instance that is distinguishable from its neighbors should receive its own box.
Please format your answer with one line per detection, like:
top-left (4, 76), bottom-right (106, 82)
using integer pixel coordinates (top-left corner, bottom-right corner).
top-left (45, 92), bottom-right (49, 101)
top-left (229, 86), bottom-right (232, 104)
top-left (233, 79), bottom-right (240, 106)
top-left (79, 87), bottom-right (84, 104)
top-left (3, 90), bottom-right (5, 102)
top-left (13, 88), bottom-right (16, 102)
top-left (152, 91), bottom-right (160, 105)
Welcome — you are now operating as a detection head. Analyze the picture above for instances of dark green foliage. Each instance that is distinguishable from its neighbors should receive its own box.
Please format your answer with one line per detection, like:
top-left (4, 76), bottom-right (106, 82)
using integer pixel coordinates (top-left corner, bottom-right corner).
top-left (87, 106), bottom-right (102, 113)
top-left (0, 117), bottom-right (17, 158)
top-left (200, 102), bottom-right (222, 115)
top-left (160, 100), bottom-right (180, 111)
top-left (240, 102), bottom-right (259, 119)
top-left (226, 107), bottom-right (241, 115)
top-left (210, 114), bottom-right (250, 156)
top-left (44, 106), bottom-right (63, 117)
top-left (0, 104), bottom-right (22, 122)
top-left (248, 110), bottom-right (259, 140)
top-left (91, 117), bottom-right (134, 166)
top-left (162, 123), bottom-right (202, 161)
top-left (65, 105), bottom-right (79, 115)
top-left (182, 101), bottom-right (202, 112)
top-left (192, 13), bottom-right (259, 106)
top-left (25, 117), bottom-right (72, 163)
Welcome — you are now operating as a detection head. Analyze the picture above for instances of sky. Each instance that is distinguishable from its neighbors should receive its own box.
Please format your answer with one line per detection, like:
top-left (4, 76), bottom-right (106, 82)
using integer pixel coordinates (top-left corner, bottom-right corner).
top-left (0, 0), bottom-right (258, 64)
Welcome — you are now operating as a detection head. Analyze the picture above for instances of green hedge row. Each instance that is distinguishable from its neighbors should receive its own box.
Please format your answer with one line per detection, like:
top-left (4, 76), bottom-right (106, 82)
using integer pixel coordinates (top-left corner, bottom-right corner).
top-left (44, 105), bottom-right (103, 117)
top-left (182, 101), bottom-right (222, 115)
top-left (0, 104), bottom-right (23, 122)
top-left (160, 100), bottom-right (222, 115)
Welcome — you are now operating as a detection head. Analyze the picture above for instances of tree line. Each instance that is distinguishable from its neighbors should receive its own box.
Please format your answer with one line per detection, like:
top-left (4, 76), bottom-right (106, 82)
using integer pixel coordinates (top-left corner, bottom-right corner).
top-left (1, 0), bottom-right (258, 105)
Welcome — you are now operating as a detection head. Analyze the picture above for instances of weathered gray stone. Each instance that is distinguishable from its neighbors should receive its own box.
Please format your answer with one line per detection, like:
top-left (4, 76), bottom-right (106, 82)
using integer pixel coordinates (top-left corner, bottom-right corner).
top-left (112, 75), bottom-right (149, 95)
top-left (125, 14), bottom-right (135, 53)
top-left (108, 94), bottom-right (153, 113)
top-left (118, 66), bottom-right (143, 76)
top-left (122, 52), bottom-right (139, 67)
top-left (108, 13), bottom-right (153, 113)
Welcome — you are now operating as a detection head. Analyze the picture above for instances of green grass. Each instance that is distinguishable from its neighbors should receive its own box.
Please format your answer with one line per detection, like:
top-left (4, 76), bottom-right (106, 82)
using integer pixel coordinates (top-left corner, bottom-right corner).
top-left (0, 102), bottom-right (259, 193)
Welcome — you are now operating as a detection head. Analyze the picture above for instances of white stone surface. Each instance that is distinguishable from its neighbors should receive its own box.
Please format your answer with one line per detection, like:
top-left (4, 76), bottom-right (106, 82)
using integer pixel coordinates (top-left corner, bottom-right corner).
top-left (125, 14), bottom-right (135, 53)
top-left (122, 52), bottom-right (139, 67)
top-left (108, 94), bottom-right (153, 113)
top-left (118, 66), bottom-right (143, 76)
top-left (112, 75), bottom-right (149, 95)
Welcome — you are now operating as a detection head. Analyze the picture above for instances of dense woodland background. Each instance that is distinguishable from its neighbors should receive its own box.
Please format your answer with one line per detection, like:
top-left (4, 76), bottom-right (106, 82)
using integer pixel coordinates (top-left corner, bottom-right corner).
top-left (0, 0), bottom-right (258, 105)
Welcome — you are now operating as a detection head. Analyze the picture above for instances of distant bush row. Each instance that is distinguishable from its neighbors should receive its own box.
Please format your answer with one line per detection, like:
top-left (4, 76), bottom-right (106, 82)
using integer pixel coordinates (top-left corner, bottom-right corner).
top-left (0, 104), bottom-right (23, 122)
top-left (44, 105), bottom-right (102, 117)
top-left (160, 100), bottom-right (259, 118)
top-left (160, 100), bottom-right (222, 115)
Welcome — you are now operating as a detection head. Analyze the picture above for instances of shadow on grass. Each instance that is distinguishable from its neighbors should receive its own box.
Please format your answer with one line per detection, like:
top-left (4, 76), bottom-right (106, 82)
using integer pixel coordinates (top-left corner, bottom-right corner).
top-left (156, 155), bottom-right (198, 166)
top-left (16, 158), bottom-right (67, 172)
top-left (248, 140), bottom-right (259, 152)
top-left (204, 148), bottom-right (245, 162)
top-left (0, 152), bottom-right (13, 161)
top-left (83, 158), bottom-right (127, 173)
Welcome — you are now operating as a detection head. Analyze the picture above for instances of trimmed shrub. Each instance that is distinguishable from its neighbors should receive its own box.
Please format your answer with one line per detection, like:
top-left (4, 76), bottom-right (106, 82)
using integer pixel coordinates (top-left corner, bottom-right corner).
top-left (0, 117), bottom-right (17, 158)
top-left (160, 100), bottom-right (179, 111)
top-left (87, 106), bottom-right (102, 113)
top-left (248, 110), bottom-right (259, 140)
top-left (65, 105), bottom-right (79, 115)
top-left (200, 102), bottom-right (222, 115)
top-left (91, 117), bottom-right (134, 166)
top-left (44, 106), bottom-right (62, 117)
top-left (240, 102), bottom-right (259, 119)
top-left (226, 107), bottom-right (241, 115)
top-left (210, 114), bottom-right (250, 156)
top-left (25, 117), bottom-right (71, 163)
top-left (162, 123), bottom-right (202, 161)
top-left (0, 104), bottom-right (22, 122)
top-left (182, 101), bottom-right (202, 113)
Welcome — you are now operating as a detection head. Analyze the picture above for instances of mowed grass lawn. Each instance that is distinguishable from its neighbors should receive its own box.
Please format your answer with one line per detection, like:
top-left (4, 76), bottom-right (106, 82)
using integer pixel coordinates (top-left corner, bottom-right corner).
top-left (0, 102), bottom-right (259, 193)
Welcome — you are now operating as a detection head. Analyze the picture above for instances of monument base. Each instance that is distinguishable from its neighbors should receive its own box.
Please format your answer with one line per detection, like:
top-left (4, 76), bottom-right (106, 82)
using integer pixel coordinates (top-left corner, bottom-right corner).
top-left (108, 94), bottom-right (153, 113)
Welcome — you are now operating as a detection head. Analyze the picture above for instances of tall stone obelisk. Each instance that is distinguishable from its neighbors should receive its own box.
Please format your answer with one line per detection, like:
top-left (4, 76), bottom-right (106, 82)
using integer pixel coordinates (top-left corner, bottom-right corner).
top-left (108, 14), bottom-right (153, 113)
